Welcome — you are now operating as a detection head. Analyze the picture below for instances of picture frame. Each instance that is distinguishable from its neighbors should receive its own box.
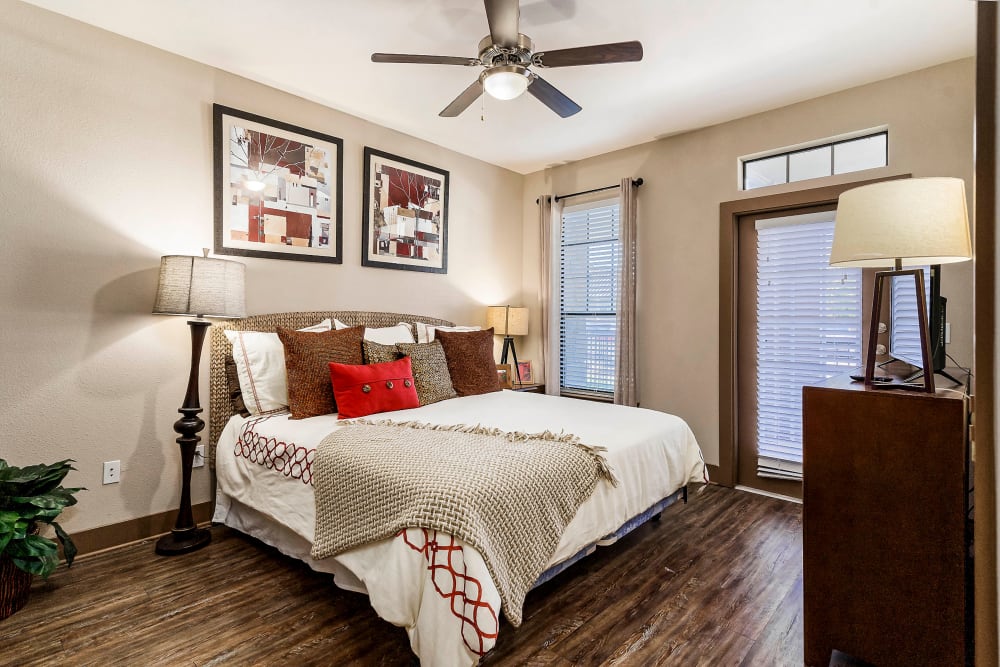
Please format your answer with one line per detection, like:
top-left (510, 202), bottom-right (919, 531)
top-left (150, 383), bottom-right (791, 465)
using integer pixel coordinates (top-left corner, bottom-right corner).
top-left (362, 146), bottom-right (448, 273)
top-left (516, 360), bottom-right (533, 384)
top-left (496, 364), bottom-right (513, 390)
top-left (213, 104), bottom-right (344, 263)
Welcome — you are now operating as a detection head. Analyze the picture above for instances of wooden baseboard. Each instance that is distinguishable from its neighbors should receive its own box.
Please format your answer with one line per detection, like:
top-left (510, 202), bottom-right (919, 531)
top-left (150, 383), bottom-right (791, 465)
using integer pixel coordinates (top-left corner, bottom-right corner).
top-left (70, 502), bottom-right (214, 558)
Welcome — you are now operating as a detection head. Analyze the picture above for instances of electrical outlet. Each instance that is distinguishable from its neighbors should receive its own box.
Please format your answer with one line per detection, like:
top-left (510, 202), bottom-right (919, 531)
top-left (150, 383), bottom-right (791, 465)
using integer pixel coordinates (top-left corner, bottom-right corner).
top-left (103, 460), bottom-right (120, 485)
top-left (193, 444), bottom-right (205, 469)
top-left (945, 322), bottom-right (951, 345)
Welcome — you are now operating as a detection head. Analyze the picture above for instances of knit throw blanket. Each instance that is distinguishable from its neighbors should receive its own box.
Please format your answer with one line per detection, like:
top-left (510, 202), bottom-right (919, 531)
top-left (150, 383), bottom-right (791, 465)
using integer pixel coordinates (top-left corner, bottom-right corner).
top-left (310, 419), bottom-right (617, 626)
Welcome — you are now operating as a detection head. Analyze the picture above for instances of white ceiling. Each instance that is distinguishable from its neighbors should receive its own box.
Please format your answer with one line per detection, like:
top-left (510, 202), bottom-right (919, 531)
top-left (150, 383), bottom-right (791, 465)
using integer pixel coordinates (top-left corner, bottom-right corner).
top-left (22, 0), bottom-right (975, 174)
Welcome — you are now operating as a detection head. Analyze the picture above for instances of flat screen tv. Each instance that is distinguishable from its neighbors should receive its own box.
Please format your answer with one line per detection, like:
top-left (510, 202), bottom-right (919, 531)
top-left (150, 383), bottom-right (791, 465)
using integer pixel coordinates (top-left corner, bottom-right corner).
top-left (888, 264), bottom-right (950, 381)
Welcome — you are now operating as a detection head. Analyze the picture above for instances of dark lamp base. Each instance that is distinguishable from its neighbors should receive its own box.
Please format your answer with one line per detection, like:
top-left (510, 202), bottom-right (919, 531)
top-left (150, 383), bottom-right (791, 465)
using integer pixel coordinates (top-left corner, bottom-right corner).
top-left (155, 527), bottom-right (212, 556)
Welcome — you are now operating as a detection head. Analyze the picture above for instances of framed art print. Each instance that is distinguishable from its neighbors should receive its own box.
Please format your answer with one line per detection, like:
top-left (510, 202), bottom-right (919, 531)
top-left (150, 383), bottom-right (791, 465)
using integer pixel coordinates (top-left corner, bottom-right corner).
top-left (496, 364), bottom-right (513, 390)
top-left (516, 360), bottom-right (533, 384)
top-left (214, 104), bottom-right (343, 263)
top-left (362, 146), bottom-right (448, 273)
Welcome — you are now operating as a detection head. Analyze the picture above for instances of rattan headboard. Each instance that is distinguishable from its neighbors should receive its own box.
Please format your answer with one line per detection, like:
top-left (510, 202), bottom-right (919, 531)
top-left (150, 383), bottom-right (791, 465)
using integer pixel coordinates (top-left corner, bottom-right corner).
top-left (208, 310), bottom-right (454, 461)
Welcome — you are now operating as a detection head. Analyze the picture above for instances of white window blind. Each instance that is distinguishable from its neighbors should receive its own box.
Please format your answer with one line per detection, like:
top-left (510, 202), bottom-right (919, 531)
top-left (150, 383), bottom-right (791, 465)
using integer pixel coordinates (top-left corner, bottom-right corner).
top-left (560, 200), bottom-right (620, 395)
top-left (889, 267), bottom-right (931, 367)
top-left (756, 217), bottom-right (862, 480)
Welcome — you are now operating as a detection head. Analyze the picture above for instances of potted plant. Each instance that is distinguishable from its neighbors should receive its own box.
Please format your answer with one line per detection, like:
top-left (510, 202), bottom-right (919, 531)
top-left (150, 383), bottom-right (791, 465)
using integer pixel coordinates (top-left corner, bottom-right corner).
top-left (0, 459), bottom-right (83, 620)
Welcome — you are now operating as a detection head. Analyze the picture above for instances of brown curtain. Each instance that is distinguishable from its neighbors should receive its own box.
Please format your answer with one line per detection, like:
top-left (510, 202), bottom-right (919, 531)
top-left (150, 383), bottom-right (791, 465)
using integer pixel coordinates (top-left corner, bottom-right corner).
top-left (615, 178), bottom-right (638, 406)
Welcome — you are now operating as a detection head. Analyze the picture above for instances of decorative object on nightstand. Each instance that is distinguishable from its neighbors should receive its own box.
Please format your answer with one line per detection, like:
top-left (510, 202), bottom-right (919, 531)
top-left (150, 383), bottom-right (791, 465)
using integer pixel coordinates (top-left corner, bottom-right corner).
top-left (153, 250), bottom-right (245, 555)
top-left (515, 360), bottom-right (533, 385)
top-left (830, 177), bottom-right (971, 392)
top-left (496, 364), bottom-right (513, 389)
top-left (486, 305), bottom-right (528, 382)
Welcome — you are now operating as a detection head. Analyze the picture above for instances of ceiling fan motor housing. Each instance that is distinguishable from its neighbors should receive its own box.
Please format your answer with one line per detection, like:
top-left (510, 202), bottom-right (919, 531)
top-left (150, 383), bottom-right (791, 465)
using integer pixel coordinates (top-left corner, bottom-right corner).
top-left (477, 34), bottom-right (534, 68)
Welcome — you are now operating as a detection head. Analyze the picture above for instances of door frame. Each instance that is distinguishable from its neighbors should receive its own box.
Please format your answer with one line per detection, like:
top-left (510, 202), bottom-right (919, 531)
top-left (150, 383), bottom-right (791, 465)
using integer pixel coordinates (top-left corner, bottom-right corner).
top-left (974, 2), bottom-right (997, 662)
top-left (717, 175), bottom-right (908, 487)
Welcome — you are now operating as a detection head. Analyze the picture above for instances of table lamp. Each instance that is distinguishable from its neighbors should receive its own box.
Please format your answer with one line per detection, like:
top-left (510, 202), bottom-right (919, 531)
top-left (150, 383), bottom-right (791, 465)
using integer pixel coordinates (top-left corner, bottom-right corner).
top-left (153, 250), bottom-right (245, 554)
top-left (486, 305), bottom-right (529, 383)
top-left (830, 177), bottom-right (971, 392)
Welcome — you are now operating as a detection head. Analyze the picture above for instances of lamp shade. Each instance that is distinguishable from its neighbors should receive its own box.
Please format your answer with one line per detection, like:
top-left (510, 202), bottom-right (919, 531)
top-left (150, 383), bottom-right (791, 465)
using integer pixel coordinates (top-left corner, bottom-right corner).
top-left (486, 305), bottom-right (528, 336)
top-left (153, 255), bottom-right (246, 318)
top-left (830, 177), bottom-right (972, 268)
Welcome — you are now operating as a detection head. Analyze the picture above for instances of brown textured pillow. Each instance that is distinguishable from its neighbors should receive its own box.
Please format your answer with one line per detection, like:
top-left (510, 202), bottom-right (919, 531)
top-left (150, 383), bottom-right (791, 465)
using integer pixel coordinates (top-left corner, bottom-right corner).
top-left (363, 340), bottom-right (400, 365)
top-left (277, 326), bottom-right (364, 419)
top-left (224, 356), bottom-right (251, 418)
top-left (434, 328), bottom-right (501, 397)
top-left (396, 341), bottom-right (458, 406)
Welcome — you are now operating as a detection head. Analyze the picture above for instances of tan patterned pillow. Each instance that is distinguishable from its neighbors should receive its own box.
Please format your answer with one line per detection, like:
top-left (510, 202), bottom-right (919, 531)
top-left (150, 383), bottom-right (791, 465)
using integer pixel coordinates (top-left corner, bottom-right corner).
top-left (434, 328), bottom-right (501, 396)
top-left (363, 340), bottom-right (400, 365)
top-left (396, 341), bottom-right (458, 406)
top-left (277, 326), bottom-right (364, 419)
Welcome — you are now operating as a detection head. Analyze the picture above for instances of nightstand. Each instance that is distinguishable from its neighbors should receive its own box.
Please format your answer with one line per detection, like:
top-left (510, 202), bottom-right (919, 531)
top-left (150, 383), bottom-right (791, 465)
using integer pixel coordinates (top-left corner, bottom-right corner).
top-left (513, 383), bottom-right (544, 393)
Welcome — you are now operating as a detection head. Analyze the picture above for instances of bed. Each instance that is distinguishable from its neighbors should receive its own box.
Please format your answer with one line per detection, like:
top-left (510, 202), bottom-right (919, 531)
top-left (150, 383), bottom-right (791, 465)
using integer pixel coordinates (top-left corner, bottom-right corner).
top-left (208, 311), bottom-right (706, 666)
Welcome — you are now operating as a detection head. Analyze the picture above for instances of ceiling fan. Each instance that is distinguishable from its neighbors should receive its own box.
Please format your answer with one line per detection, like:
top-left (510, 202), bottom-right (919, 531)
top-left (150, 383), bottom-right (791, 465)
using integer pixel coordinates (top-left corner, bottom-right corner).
top-left (371, 0), bottom-right (643, 118)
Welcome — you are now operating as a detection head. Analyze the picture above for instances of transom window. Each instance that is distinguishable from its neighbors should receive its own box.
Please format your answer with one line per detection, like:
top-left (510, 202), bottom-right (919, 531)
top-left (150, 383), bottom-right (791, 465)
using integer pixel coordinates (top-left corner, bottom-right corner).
top-left (742, 130), bottom-right (888, 191)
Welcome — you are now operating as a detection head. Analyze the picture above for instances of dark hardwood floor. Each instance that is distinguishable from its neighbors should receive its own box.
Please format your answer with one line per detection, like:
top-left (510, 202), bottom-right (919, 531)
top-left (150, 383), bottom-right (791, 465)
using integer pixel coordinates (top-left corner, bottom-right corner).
top-left (0, 485), bottom-right (802, 666)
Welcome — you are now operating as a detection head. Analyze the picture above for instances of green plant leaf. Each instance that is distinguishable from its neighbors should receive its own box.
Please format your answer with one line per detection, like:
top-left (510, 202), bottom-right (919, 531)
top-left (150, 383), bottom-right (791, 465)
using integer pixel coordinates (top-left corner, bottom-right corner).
top-left (0, 511), bottom-right (18, 551)
top-left (11, 554), bottom-right (55, 577)
top-left (7, 534), bottom-right (57, 558)
top-left (51, 522), bottom-right (77, 567)
top-left (12, 518), bottom-right (30, 540)
top-left (0, 460), bottom-right (75, 498)
top-left (13, 507), bottom-right (41, 521)
top-left (7, 533), bottom-right (59, 578)
top-left (14, 491), bottom-right (74, 510)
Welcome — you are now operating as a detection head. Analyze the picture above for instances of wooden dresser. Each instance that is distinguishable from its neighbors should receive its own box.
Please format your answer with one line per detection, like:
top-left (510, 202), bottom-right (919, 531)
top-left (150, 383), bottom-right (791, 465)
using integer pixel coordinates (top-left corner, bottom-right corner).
top-left (802, 375), bottom-right (971, 666)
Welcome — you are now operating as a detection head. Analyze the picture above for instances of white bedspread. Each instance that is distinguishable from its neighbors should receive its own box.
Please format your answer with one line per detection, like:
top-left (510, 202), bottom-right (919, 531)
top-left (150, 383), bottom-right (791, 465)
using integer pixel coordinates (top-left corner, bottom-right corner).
top-left (214, 390), bottom-right (705, 666)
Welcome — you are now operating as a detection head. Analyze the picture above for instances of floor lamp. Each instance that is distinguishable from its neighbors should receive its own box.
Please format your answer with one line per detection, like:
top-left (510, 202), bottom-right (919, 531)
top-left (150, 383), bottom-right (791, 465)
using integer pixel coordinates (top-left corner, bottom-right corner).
top-left (486, 305), bottom-right (529, 383)
top-left (830, 177), bottom-right (972, 393)
top-left (152, 251), bottom-right (245, 555)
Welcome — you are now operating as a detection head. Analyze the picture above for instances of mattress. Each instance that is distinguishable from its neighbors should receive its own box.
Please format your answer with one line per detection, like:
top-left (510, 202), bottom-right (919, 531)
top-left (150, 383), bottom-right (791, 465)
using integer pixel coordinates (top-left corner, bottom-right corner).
top-left (213, 389), bottom-right (706, 665)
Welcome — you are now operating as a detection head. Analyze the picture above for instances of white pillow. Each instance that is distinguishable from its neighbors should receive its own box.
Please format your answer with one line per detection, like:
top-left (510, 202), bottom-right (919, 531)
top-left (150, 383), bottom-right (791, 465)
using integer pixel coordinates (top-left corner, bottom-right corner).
top-left (334, 319), bottom-right (415, 345)
top-left (415, 322), bottom-right (481, 343)
top-left (225, 319), bottom-right (331, 416)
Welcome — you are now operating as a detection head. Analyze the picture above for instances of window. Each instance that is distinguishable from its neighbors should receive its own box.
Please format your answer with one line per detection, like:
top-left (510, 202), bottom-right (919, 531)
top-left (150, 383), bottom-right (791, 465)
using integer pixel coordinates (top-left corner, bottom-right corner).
top-left (755, 216), bottom-right (862, 479)
top-left (742, 131), bottom-right (888, 190)
top-left (559, 199), bottom-right (620, 396)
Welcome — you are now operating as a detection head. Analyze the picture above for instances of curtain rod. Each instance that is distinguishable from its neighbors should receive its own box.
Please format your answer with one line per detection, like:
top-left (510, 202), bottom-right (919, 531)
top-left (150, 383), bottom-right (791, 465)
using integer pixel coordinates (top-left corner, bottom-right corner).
top-left (535, 178), bottom-right (643, 205)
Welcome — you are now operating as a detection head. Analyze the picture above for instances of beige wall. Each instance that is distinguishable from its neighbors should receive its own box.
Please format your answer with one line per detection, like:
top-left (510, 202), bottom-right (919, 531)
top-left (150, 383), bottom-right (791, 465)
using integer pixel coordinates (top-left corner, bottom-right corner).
top-left (0, 1), bottom-right (975, 536)
top-left (521, 59), bottom-right (975, 467)
top-left (0, 2), bottom-right (523, 534)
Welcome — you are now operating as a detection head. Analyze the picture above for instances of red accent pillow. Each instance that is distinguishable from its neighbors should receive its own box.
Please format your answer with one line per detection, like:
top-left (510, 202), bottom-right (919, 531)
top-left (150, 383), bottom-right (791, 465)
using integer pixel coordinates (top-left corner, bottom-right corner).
top-left (329, 357), bottom-right (420, 419)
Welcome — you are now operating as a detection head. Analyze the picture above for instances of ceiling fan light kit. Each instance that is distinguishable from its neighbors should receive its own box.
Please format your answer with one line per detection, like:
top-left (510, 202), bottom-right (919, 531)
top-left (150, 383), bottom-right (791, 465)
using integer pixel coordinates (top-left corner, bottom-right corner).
top-left (370, 0), bottom-right (643, 118)
top-left (482, 65), bottom-right (529, 100)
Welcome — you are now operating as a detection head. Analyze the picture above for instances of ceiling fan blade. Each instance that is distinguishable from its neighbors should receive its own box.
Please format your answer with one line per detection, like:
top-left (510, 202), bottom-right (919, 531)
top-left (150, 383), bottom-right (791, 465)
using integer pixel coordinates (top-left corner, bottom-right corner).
top-left (534, 41), bottom-right (643, 68)
top-left (484, 0), bottom-right (520, 48)
top-left (439, 80), bottom-right (484, 117)
top-left (527, 74), bottom-right (581, 118)
top-left (372, 53), bottom-right (479, 66)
